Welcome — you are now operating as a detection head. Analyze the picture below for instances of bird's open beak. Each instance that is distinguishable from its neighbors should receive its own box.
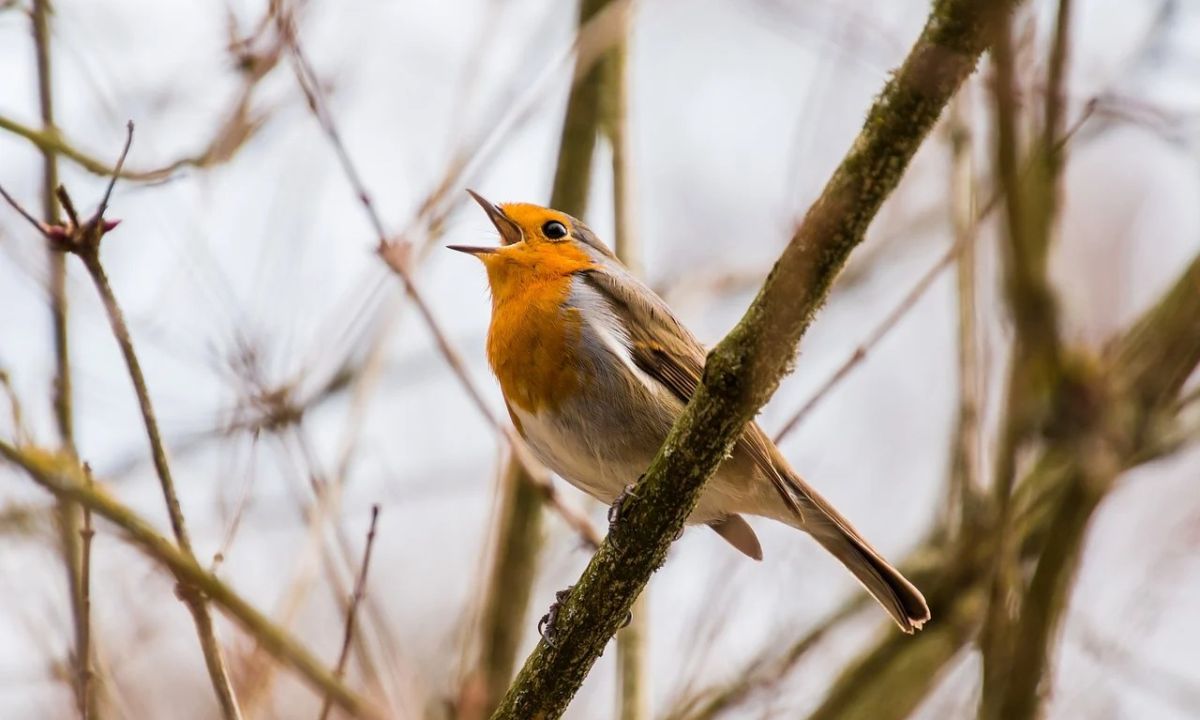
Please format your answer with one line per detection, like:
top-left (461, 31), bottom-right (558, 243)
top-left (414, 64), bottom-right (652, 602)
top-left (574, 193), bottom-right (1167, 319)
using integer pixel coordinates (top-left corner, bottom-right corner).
top-left (446, 244), bottom-right (497, 255)
top-left (466, 189), bottom-right (523, 246)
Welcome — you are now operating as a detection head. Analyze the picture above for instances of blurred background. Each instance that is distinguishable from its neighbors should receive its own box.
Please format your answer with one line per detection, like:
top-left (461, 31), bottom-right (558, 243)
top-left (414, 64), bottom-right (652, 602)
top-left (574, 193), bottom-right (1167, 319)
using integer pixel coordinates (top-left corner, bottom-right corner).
top-left (1, 0), bottom-right (1199, 718)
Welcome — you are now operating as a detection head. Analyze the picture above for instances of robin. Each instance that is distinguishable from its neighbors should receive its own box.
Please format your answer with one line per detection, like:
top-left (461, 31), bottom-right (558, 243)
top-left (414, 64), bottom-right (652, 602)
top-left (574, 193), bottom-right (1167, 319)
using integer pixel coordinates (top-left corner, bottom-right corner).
top-left (450, 190), bottom-right (929, 633)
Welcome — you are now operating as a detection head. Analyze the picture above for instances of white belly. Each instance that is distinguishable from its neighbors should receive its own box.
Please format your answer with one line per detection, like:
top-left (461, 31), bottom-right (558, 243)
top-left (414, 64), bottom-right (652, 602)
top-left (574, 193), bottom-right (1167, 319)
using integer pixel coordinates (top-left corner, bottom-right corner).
top-left (511, 404), bottom-right (636, 504)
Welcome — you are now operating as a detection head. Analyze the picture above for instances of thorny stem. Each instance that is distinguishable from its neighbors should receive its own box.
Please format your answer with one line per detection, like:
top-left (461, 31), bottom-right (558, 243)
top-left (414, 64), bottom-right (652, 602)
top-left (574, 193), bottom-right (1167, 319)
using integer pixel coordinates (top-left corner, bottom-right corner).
top-left (317, 505), bottom-right (381, 720)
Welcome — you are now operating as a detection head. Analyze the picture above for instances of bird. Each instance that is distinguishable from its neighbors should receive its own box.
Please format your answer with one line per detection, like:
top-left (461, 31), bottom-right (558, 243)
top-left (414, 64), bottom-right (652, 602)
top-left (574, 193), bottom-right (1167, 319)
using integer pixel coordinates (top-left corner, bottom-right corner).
top-left (450, 190), bottom-right (930, 633)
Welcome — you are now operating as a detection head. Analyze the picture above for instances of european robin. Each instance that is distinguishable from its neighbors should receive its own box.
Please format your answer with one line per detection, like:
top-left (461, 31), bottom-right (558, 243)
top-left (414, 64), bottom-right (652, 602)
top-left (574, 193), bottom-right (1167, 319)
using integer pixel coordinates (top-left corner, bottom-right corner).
top-left (451, 190), bottom-right (929, 633)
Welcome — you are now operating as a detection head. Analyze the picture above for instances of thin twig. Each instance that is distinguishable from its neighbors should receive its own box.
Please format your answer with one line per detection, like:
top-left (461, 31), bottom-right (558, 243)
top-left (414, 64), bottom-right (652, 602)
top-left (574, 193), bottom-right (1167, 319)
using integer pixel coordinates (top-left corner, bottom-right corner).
top-left (0, 185), bottom-right (49, 242)
top-left (318, 505), bottom-right (381, 720)
top-left (28, 2), bottom-right (89, 714)
top-left (78, 462), bottom-right (96, 720)
top-left (662, 596), bottom-right (867, 720)
top-left (0, 5), bottom-right (284, 184)
top-left (773, 240), bottom-right (962, 444)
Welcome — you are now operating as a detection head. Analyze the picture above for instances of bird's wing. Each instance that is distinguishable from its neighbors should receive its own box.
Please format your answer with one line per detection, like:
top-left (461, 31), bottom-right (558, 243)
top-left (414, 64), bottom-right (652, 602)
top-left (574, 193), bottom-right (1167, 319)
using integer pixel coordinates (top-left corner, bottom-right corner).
top-left (580, 265), bottom-right (932, 633)
top-left (579, 265), bottom-right (806, 523)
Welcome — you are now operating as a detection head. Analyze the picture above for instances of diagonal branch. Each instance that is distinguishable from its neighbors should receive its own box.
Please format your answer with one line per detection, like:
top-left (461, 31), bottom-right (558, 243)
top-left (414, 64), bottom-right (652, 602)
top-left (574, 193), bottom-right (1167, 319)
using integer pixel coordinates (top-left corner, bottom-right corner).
top-left (490, 1), bottom-right (1021, 716)
top-left (0, 441), bottom-right (381, 720)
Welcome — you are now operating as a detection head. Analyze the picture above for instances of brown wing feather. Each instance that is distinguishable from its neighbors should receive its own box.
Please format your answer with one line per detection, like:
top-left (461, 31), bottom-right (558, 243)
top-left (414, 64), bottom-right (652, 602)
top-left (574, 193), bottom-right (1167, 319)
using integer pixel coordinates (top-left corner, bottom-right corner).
top-left (580, 268), bottom-right (804, 520)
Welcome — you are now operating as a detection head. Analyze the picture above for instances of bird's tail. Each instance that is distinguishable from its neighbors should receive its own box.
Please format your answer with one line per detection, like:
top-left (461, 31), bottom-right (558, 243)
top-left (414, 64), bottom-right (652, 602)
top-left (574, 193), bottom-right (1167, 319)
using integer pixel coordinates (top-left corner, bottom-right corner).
top-left (783, 476), bottom-right (930, 633)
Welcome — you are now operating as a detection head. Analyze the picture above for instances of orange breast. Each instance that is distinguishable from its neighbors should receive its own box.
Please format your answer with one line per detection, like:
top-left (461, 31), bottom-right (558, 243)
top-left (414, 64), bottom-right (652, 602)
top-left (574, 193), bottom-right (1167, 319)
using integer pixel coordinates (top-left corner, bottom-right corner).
top-left (486, 274), bottom-right (585, 414)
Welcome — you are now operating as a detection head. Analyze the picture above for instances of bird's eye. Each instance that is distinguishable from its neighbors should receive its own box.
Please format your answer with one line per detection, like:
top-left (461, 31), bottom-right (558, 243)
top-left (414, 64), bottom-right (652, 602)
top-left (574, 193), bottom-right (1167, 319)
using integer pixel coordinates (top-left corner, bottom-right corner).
top-left (542, 221), bottom-right (568, 240)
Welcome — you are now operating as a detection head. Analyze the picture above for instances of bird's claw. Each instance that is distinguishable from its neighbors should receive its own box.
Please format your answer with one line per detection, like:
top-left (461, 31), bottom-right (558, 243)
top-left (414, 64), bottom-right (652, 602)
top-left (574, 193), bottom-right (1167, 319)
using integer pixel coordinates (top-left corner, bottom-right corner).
top-left (607, 480), bottom-right (641, 527)
top-left (538, 585), bottom-right (575, 647)
top-left (536, 585), bottom-right (633, 644)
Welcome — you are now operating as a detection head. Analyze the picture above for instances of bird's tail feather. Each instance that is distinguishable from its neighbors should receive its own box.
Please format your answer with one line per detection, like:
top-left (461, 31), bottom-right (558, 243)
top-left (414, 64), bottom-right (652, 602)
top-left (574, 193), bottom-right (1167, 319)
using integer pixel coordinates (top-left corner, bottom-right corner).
top-left (782, 475), bottom-right (930, 633)
top-left (809, 521), bottom-right (929, 633)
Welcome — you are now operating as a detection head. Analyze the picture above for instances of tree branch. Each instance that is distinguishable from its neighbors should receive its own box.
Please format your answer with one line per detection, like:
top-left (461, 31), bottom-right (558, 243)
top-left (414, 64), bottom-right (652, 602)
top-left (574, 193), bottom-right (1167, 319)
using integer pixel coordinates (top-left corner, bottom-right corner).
top-left (27, 1), bottom-right (94, 715)
top-left (490, 1), bottom-right (1019, 716)
top-left (0, 441), bottom-right (381, 720)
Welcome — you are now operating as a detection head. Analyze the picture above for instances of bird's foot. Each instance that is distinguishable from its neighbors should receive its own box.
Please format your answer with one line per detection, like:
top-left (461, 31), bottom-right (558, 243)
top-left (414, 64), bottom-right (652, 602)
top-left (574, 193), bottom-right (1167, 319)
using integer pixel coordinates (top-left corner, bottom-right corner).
top-left (607, 479), bottom-right (641, 528)
top-left (538, 586), bottom-right (574, 647)
top-left (536, 585), bottom-right (632, 646)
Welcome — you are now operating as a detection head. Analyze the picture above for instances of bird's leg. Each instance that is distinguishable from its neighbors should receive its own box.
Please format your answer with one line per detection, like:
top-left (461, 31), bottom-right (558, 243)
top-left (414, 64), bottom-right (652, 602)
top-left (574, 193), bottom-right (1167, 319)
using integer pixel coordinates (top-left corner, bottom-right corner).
top-left (537, 584), bottom-right (631, 646)
top-left (607, 478), bottom-right (642, 528)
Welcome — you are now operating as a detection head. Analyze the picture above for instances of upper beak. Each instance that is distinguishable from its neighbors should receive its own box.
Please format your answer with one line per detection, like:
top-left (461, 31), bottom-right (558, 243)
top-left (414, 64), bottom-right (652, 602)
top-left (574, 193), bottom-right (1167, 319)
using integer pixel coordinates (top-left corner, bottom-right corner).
top-left (447, 244), bottom-right (496, 256)
top-left (466, 189), bottom-right (523, 246)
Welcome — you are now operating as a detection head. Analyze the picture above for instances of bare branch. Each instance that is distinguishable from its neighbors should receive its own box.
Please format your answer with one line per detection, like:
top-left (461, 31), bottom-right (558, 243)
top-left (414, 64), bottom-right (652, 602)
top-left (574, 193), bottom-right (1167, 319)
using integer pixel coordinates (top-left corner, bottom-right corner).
top-left (318, 505), bottom-right (381, 720)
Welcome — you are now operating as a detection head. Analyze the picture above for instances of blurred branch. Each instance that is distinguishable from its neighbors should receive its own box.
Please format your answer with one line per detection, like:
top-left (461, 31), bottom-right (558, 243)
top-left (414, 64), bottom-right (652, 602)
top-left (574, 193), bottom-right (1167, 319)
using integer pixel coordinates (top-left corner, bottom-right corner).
top-left (978, 18), bottom-right (1039, 712)
top-left (26, 2), bottom-right (93, 715)
top-left (980, 6), bottom-right (1078, 715)
top-left (0, 442), bottom-right (381, 720)
top-left (662, 597), bottom-right (867, 720)
top-left (945, 94), bottom-right (983, 536)
top-left (802, 249), bottom-right (1200, 720)
top-left (985, 4), bottom-right (1083, 718)
top-left (317, 504), bottom-right (381, 720)
top-left (600, 11), bottom-right (650, 717)
top-left (468, 460), bottom-right (551, 719)
top-left (0, 6), bottom-right (283, 184)
top-left (492, 1), bottom-right (1019, 716)
top-left (0, 126), bottom-right (243, 719)
top-left (771, 97), bottom-right (1093, 446)
top-left (78, 461), bottom-right (96, 720)
top-left (772, 235), bottom-right (963, 444)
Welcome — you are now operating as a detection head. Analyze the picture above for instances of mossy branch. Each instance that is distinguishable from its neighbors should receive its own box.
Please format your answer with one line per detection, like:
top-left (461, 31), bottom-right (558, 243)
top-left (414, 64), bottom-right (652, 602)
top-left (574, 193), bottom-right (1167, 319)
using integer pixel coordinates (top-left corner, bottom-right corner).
top-left (490, 1), bottom-right (1019, 717)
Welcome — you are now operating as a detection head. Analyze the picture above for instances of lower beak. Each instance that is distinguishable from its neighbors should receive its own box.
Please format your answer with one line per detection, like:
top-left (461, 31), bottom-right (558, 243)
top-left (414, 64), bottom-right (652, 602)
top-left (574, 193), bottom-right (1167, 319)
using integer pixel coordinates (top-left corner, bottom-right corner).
top-left (447, 244), bottom-right (497, 256)
top-left (466, 189), bottom-right (523, 246)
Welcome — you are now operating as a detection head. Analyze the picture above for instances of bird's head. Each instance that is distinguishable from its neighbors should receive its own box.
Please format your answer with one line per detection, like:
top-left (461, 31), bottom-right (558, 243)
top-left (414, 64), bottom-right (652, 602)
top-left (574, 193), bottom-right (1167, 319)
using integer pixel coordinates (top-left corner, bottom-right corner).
top-left (449, 190), bottom-right (615, 298)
